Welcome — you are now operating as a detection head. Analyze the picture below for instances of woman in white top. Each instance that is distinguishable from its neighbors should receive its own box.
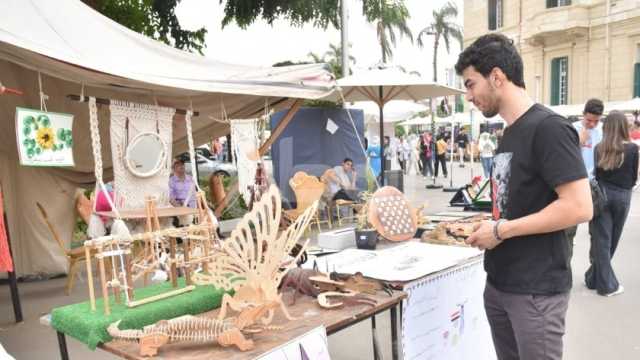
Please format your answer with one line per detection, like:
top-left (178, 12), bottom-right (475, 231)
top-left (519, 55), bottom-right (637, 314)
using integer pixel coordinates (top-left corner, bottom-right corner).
top-left (397, 136), bottom-right (412, 174)
top-left (478, 132), bottom-right (496, 178)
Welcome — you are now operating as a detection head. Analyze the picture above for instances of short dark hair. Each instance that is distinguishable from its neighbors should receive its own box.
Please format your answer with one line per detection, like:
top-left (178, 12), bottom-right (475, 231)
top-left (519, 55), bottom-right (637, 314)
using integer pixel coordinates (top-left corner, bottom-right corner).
top-left (343, 158), bottom-right (353, 164)
top-left (583, 98), bottom-right (604, 116)
top-left (455, 34), bottom-right (525, 89)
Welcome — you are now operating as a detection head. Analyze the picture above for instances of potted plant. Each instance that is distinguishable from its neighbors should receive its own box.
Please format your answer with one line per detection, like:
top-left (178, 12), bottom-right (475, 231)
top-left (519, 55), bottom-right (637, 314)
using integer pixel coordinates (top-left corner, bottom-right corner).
top-left (354, 192), bottom-right (377, 250)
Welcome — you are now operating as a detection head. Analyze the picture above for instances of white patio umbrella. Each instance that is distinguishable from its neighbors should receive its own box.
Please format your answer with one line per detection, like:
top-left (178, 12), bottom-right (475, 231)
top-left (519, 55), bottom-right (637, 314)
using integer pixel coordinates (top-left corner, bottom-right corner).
top-left (325, 66), bottom-right (464, 181)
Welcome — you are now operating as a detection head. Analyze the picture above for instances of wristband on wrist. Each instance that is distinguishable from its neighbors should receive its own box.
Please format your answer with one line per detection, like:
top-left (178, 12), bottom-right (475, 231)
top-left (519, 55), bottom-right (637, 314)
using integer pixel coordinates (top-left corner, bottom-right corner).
top-left (493, 219), bottom-right (506, 243)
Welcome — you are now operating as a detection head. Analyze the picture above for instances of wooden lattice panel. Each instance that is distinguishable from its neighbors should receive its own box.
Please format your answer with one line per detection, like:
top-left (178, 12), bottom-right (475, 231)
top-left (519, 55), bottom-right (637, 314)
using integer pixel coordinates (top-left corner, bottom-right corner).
top-left (368, 186), bottom-right (417, 242)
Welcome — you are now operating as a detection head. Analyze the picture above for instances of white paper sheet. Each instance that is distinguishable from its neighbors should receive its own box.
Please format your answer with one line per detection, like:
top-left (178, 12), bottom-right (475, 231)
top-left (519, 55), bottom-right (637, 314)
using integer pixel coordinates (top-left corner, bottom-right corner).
top-left (309, 242), bottom-right (481, 282)
top-left (326, 118), bottom-right (339, 134)
top-left (257, 326), bottom-right (331, 360)
top-left (402, 260), bottom-right (496, 360)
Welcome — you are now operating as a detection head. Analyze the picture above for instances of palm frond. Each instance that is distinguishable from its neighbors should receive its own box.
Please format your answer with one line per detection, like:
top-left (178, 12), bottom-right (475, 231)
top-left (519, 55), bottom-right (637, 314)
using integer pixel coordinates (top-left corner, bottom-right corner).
top-left (443, 28), bottom-right (451, 54)
top-left (417, 26), bottom-right (435, 48)
top-left (397, 21), bottom-right (414, 43)
top-left (447, 25), bottom-right (464, 50)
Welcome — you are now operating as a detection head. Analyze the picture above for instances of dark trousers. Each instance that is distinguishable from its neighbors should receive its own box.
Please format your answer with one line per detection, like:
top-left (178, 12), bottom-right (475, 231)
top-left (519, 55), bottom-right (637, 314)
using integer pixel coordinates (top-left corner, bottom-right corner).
top-left (332, 189), bottom-right (357, 202)
top-left (484, 282), bottom-right (570, 360)
top-left (420, 154), bottom-right (433, 177)
top-left (434, 154), bottom-right (447, 177)
top-left (585, 183), bottom-right (631, 295)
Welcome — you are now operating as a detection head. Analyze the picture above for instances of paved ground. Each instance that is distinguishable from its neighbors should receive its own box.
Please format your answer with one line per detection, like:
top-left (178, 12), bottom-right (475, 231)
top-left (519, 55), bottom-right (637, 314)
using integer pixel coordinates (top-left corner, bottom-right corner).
top-left (1, 162), bottom-right (639, 359)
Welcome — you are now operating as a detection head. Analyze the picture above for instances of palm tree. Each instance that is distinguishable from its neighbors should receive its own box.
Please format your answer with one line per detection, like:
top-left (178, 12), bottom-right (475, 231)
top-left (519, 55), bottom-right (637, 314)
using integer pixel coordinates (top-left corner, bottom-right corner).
top-left (308, 43), bottom-right (356, 78)
top-left (417, 2), bottom-right (463, 82)
top-left (363, 0), bottom-right (413, 63)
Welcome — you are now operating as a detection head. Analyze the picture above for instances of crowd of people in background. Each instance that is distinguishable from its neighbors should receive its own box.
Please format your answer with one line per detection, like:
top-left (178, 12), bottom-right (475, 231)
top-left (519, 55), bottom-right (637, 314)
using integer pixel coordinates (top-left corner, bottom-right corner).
top-left (377, 126), bottom-right (503, 180)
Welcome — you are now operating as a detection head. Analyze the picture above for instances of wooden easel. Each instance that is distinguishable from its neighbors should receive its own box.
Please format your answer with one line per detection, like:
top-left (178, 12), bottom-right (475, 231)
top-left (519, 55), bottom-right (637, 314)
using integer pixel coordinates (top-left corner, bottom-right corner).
top-left (1, 188), bottom-right (23, 323)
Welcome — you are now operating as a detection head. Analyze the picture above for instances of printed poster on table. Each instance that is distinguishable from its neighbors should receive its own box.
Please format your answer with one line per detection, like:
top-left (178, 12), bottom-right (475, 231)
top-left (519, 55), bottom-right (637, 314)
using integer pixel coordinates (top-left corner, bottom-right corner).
top-left (257, 326), bottom-right (331, 360)
top-left (15, 107), bottom-right (74, 167)
top-left (402, 259), bottom-right (496, 360)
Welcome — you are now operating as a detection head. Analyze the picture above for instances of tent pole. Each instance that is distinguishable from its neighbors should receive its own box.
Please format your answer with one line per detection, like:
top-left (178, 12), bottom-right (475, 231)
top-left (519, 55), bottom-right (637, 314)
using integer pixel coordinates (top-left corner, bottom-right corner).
top-left (379, 86), bottom-right (385, 186)
top-left (258, 99), bottom-right (303, 155)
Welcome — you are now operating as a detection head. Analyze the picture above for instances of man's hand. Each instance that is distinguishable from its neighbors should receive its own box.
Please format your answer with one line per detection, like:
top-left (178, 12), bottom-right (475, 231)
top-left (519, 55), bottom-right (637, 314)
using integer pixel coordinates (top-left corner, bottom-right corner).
top-left (465, 220), bottom-right (502, 250)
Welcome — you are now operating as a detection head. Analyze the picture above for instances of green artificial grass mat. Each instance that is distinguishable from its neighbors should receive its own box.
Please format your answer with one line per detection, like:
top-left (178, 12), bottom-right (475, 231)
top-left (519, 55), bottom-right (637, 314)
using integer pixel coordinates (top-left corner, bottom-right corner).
top-left (51, 278), bottom-right (225, 350)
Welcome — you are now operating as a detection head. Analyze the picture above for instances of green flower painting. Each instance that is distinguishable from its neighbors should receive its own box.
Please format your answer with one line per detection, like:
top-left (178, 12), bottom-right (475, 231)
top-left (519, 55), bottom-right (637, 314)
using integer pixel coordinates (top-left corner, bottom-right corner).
top-left (21, 113), bottom-right (73, 159)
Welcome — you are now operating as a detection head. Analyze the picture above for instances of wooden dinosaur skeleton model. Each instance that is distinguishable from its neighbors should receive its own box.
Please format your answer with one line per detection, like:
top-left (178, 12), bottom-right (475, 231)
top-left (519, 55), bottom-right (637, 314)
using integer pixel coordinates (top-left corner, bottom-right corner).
top-left (193, 185), bottom-right (318, 325)
top-left (107, 302), bottom-right (280, 356)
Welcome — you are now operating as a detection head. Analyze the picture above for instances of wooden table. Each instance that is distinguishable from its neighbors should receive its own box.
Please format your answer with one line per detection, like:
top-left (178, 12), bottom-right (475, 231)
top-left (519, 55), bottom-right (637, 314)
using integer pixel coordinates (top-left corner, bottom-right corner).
top-left (49, 290), bottom-right (406, 360)
top-left (96, 207), bottom-right (197, 219)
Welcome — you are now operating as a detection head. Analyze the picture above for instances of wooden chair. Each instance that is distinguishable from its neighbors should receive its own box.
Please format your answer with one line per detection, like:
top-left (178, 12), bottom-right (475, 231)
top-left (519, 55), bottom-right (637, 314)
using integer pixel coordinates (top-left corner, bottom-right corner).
top-left (36, 202), bottom-right (94, 295)
top-left (285, 171), bottom-right (331, 232)
top-left (321, 169), bottom-right (359, 227)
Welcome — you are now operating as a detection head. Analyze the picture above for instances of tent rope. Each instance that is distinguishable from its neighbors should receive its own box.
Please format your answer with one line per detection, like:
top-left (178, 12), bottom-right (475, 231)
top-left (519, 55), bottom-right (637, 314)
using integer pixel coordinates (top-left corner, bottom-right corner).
top-left (38, 71), bottom-right (48, 112)
top-left (88, 97), bottom-right (130, 304)
top-left (88, 97), bottom-right (121, 217)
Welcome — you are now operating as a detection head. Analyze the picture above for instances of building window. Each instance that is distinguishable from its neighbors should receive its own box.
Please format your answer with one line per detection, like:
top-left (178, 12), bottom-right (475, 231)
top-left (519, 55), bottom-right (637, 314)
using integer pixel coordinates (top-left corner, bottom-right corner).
top-left (634, 63), bottom-right (640, 98)
top-left (488, 0), bottom-right (503, 30)
top-left (635, 46), bottom-right (640, 98)
top-left (550, 57), bottom-right (569, 105)
top-left (547, 0), bottom-right (571, 8)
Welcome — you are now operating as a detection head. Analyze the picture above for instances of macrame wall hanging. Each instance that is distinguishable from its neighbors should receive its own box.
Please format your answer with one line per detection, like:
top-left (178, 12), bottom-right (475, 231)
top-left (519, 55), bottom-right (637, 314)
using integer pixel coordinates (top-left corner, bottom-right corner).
top-left (230, 118), bottom-right (261, 205)
top-left (109, 100), bottom-right (175, 209)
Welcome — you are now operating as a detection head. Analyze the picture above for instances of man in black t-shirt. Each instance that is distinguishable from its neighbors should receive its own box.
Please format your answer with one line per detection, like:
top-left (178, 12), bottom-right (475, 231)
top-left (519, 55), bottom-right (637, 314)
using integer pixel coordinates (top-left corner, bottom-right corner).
top-left (455, 128), bottom-right (469, 167)
top-left (455, 34), bottom-right (592, 360)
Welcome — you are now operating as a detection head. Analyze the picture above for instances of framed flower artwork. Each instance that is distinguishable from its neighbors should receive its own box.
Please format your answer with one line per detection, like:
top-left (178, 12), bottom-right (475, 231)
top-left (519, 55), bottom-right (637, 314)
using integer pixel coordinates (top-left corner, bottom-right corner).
top-left (15, 107), bottom-right (75, 167)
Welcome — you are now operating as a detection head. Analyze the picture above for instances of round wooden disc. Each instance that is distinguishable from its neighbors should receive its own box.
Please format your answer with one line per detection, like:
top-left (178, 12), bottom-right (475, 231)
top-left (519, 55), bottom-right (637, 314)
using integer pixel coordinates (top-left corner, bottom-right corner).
top-left (368, 186), bottom-right (417, 242)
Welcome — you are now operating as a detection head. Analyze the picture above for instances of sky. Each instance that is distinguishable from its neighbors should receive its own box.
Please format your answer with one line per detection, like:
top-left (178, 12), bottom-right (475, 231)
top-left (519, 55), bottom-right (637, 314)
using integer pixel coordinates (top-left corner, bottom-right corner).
top-left (176, 0), bottom-right (464, 83)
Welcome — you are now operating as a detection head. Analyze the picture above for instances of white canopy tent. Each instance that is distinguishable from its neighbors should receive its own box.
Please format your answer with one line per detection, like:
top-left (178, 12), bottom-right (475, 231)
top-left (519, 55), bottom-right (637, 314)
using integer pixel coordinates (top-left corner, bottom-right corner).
top-left (326, 66), bottom-right (463, 177)
top-left (0, 0), bottom-right (335, 276)
top-left (399, 112), bottom-right (472, 127)
top-left (351, 100), bottom-right (428, 140)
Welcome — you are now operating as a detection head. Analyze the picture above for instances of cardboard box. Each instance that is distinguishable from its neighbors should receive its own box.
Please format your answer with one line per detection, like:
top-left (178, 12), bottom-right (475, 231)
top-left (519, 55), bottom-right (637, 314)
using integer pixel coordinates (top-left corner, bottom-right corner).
top-left (317, 227), bottom-right (356, 250)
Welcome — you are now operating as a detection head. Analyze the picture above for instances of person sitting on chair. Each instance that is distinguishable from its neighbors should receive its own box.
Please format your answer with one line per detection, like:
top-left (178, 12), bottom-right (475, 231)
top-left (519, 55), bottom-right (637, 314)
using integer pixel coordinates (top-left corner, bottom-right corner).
top-left (169, 159), bottom-right (196, 208)
top-left (326, 158), bottom-right (359, 201)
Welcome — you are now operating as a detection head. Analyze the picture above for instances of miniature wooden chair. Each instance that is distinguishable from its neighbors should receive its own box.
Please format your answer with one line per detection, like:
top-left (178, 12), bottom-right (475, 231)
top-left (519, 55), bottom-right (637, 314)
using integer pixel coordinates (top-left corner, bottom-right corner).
top-left (36, 202), bottom-right (94, 295)
top-left (285, 171), bottom-right (330, 231)
top-left (321, 169), bottom-right (359, 227)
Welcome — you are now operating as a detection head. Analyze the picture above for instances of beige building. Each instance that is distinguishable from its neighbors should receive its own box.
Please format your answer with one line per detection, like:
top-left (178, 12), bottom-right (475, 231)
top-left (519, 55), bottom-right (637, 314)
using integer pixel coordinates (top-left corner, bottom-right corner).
top-left (463, 0), bottom-right (640, 106)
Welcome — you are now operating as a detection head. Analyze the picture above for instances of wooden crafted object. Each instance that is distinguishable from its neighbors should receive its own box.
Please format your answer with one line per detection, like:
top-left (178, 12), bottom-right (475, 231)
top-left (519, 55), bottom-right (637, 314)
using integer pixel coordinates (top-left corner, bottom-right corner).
top-left (285, 171), bottom-right (328, 231)
top-left (193, 185), bottom-right (318, 326)
top-left (368, 187), bottom-right (417, 242)
top-left (82, 195), bottom-right (218, 313)
top-left (36, 202), bottom-right (95, 295)
top-left (108, 302), bottom-right (280, 356)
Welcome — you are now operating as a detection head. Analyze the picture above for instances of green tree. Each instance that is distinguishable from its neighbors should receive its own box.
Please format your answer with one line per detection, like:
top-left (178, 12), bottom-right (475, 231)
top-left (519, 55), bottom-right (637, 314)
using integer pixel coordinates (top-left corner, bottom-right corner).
top-left (221, 0), bottom-right (412, 63)
top-left (363, 0), bottom-right (413, 63)
top-left (308, 43), bottom-right (356, 78)
top-left (221, 0), bottom-right (341, 29)
top-left (82, 0), bottom-right (207, 54)
top-left (417, 1), bottom-right (463, 82)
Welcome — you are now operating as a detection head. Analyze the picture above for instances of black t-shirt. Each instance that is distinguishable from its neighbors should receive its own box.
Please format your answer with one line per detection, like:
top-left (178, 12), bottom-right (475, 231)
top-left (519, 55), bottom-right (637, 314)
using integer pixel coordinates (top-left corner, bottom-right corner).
top-left (595, 142), bottom-right (639, 189)
top-left (456, 133), bottom-right (468, 148)
top-left (488, 104), bottom-right (587, 295)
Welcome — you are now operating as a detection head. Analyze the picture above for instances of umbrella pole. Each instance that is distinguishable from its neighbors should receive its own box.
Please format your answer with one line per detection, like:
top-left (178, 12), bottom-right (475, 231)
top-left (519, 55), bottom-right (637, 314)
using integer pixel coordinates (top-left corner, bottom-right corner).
top-left (379, 86), bottom-right (385, 186)
top-left (426, 98), bottom-right (442, 189)
top-left (443, 120), bottom-right (458, 192)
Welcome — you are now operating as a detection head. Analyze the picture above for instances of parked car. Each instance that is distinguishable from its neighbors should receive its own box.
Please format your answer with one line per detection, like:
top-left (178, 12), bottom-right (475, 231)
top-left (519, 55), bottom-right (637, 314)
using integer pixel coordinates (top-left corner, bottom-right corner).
top-left (178, 152), bottom-right (237, 181)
